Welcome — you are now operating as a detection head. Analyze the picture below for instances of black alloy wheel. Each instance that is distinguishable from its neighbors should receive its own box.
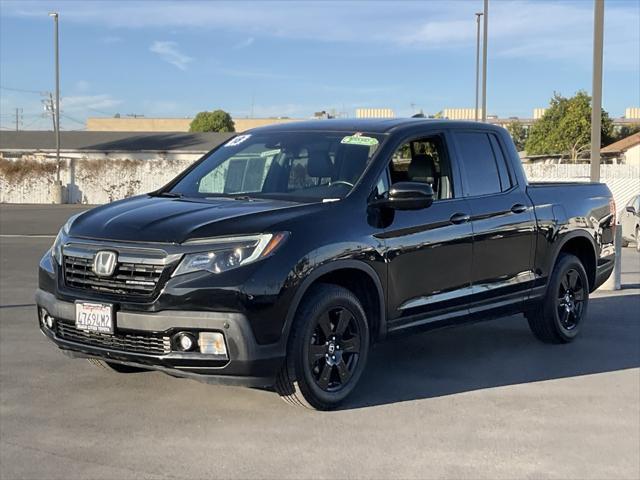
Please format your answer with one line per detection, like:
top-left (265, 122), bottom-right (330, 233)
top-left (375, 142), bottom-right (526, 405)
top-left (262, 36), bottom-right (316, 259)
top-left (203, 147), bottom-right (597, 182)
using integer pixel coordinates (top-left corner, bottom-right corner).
top-left (526, 253), bottom-right (589, 344)
top-left (275, 283), bottom-right (370, 410)
top-left (556, 268), bottom-right (586, 331)
top-left (307, 306), bottom-right (362, 392)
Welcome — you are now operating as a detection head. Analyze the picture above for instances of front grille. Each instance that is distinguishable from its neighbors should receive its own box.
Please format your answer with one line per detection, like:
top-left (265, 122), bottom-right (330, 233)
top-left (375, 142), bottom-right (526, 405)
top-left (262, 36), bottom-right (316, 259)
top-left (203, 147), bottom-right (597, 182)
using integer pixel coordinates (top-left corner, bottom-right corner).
top-left (63, 255), bottom-right (165, 297)
top-left (56, 321), bottom-right (171, 355)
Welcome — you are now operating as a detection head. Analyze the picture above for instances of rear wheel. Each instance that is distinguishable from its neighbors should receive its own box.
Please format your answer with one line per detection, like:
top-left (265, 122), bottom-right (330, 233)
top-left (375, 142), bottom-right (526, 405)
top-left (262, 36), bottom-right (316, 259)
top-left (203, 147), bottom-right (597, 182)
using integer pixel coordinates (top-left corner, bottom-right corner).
top-left (527, 253), bottom-right (589, 344)
top-left (636, 227), bottom-right (640, 252)
top-left (87, 358), bottom-right (148, 373)
top-left (275, 284), bottom-right (370, 410)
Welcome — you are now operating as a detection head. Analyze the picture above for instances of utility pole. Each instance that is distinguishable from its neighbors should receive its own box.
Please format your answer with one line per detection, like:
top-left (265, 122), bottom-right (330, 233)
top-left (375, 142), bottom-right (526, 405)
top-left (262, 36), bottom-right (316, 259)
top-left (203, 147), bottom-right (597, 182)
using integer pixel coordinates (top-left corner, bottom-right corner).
top-left (590, 0), bottom-right (604, 183)
top-left (47, 93), bottom-right (56, 131)
top-left (475, 12), bottom-right (483, 122)
top-left (15, 108), bottom-right (22, 131)
top-left (481, 0), bottom-right (488, 122)
top-left (49, 12), bottom-right (63, 203)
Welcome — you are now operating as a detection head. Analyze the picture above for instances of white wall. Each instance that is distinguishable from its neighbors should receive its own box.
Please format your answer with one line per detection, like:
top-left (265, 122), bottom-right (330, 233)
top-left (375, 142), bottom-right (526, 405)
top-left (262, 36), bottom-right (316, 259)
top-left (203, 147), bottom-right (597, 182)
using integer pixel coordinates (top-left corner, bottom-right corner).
top-left (523, 164), bottom-right (640, 210)
top-left (1, 153), bottom-right (639, 208)
top-left (622, 144), bottom-right (640, 166)
top-left (0, 151), bottom-right (199, 204)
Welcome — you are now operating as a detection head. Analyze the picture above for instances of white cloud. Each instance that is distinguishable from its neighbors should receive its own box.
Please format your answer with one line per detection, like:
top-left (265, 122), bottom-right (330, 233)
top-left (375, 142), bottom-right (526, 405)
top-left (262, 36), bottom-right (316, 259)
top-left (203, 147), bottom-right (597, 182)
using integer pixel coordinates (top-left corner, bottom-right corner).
top-left (100, 35), bottom-right (123, 44)
top-left (217, 68), bottom-right (292, 80)
top-left (234, 37), bottom-right (255, 49)
top-left (3, 1), bottom-right (638, 71)
top-left (61, 94), bottom-right (122, 112)
top-left (149, 41), bottom-right (192, 70)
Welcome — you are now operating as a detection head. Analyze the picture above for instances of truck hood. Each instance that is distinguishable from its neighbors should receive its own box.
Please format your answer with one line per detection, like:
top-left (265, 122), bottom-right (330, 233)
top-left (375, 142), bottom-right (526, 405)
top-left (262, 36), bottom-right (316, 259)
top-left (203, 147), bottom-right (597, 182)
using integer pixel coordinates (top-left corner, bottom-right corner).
top-left (68, 195), bottom-right (321, 244)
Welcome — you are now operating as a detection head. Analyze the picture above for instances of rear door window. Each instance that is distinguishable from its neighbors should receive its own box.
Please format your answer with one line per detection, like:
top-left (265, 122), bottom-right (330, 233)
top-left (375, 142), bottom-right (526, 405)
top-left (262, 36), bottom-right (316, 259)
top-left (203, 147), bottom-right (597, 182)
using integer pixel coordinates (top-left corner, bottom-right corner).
top-left (454, 131), bottom-right (505, 196)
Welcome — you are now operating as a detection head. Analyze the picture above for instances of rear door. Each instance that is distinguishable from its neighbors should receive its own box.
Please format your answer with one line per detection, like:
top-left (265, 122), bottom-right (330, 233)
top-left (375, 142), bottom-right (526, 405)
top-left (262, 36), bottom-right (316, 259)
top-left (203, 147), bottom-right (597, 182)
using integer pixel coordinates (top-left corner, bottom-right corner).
top-left (451, 130), bottom-right (536, 315)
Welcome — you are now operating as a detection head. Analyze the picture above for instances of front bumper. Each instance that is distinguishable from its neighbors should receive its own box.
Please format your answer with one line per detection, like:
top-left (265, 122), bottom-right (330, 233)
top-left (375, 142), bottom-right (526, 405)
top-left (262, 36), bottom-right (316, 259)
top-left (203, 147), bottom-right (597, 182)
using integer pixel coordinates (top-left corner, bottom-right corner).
top-left (36, 289), bottom-right (284, 387)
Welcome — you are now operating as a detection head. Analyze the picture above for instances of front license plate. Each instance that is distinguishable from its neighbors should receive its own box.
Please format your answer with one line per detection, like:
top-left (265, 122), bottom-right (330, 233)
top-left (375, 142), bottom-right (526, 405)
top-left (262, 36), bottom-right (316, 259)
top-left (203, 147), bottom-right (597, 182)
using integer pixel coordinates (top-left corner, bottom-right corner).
top-left (75, 302), bottom-right (113, 334)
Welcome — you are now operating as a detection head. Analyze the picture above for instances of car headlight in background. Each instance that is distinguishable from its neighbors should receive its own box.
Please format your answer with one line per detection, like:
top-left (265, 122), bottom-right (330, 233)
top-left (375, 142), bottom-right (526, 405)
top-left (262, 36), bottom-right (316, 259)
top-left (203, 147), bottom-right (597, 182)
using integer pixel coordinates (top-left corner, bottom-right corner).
top-left (173, 232), bottom-right (289, 277)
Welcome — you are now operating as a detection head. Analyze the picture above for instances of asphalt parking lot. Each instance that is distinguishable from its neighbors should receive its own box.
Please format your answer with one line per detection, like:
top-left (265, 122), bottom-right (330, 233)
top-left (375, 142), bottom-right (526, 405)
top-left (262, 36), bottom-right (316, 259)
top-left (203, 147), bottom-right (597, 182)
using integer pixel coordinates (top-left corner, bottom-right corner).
top-left (1, 204), bottom-right (639, 479)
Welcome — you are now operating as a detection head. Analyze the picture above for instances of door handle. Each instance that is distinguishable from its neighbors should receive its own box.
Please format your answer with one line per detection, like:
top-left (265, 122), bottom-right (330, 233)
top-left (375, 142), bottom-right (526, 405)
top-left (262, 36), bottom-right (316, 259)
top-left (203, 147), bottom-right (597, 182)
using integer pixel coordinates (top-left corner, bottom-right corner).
top-left (450, 212), bottom-right (471, 225)
top-left (511, 203), bottom-right (527, 214)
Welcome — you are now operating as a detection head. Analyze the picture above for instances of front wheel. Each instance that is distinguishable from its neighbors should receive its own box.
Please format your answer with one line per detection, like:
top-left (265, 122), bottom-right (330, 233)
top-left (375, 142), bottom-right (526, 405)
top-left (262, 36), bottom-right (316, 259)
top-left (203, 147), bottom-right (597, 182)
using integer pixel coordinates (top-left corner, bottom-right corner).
top-left (526, 253), bottom-right (589, 344)
top-left (275, 284), bottom-right (370, 410)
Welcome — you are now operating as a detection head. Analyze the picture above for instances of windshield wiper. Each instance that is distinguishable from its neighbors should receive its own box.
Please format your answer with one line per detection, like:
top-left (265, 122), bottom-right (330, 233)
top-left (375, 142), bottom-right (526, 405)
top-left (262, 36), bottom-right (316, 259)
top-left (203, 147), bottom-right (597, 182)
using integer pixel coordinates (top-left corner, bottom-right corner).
top-left (204, 194), bottom-right (259, 201)
top-left (151, 191), bottom-right (183, 198)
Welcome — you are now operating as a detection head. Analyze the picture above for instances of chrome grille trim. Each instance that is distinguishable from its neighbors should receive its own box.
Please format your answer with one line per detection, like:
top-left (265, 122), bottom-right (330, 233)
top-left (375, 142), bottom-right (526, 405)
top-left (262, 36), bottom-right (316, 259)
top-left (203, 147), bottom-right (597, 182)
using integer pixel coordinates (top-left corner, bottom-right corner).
top-left (56, 320), bottom-right (171, 355)
top-left (63, 255), bottom-right (165, 296)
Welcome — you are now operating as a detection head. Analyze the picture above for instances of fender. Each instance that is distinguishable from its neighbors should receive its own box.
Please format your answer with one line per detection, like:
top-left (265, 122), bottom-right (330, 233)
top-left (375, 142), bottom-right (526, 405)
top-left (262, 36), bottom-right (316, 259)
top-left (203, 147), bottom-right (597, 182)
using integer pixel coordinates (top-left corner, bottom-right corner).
top-left (547, 230), bottom-right (598, 290)
top-left (281, 259), bottom-right (387, 345)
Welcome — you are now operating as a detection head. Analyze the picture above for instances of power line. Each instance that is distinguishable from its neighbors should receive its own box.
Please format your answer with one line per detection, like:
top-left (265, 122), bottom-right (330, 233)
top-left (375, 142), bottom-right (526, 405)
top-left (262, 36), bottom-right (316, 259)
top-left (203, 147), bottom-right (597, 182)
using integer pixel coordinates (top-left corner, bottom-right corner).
top-left (60, 113), bottom-right (85, 125)
top-left (0, 85), bottom-right (48, 95)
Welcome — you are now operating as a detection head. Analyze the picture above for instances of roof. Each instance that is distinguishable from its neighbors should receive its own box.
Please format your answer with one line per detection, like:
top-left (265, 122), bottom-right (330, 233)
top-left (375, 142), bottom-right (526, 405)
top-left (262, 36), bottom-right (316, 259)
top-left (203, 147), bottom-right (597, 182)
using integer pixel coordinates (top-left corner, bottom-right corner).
top-left (602, 132), bottom-right (640, 153)
top-left (0, 131), bottom-right (233, 152)
top-left (248, 118), bottom-right (504, 134)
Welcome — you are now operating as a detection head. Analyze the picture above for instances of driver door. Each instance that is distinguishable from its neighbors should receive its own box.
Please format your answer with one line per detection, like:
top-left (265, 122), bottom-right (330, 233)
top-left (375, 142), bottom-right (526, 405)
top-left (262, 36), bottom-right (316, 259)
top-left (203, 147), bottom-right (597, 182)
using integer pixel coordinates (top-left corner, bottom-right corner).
top-left (381, 132), bottom-right (474, 330)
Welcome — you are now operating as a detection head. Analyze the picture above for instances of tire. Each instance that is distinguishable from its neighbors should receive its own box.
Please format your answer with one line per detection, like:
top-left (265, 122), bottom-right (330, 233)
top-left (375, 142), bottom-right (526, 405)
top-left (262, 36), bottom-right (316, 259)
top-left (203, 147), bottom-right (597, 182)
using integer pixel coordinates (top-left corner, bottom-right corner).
top-left (275, 284), bottom-right (370, 410)
top-left (636, 228), bottom-right (640, 252)
top-left (621, 238), bottom-right (629, 248)
top-left (526, 253), bottom-right (589, 344)
top-left (87, 358), bottom-right (148, 374)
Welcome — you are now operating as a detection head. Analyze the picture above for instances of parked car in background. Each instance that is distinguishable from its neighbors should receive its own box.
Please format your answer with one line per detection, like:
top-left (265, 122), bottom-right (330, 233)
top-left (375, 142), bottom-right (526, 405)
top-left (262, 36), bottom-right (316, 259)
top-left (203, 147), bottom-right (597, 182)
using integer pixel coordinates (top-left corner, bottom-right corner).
top-left (620, 194), bottom-right (640, 251)
top-left (37, 119), bottom-right (616, 410)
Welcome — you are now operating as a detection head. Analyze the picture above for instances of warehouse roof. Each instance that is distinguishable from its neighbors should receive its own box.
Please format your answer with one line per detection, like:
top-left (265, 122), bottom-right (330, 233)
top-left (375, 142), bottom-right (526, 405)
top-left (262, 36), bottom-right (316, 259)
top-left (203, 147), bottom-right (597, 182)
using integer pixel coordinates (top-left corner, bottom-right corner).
top-left (0, 131), bottom-right (233, 152)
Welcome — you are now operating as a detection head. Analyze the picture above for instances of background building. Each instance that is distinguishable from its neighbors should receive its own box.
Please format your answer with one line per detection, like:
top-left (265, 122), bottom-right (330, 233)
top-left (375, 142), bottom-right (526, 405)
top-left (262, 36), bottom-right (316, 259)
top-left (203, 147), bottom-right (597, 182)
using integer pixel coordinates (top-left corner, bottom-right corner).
top-left (355, 108), bottom-right (395, 119)
top-left (601, 132), bottom-right (640, 166)
top-left (86, 116), bottom-right (304, 132)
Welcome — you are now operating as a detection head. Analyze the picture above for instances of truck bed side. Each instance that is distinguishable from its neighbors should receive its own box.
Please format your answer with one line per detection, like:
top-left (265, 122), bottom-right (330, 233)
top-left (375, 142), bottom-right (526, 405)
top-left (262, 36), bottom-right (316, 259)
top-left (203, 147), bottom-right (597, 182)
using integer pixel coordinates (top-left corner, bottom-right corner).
top-left (526, 181), bottom-right (615, 294)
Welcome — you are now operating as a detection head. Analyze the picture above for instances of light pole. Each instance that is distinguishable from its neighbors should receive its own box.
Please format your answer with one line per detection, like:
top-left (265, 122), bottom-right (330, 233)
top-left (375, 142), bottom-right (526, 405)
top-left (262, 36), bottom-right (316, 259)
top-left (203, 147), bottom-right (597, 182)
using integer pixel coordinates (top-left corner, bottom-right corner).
top-left (474, 12), bottom-right (483, 122)
top-left (49, 12), bottom-right (62, 203)
top-left (590, 0), bottom-right (604, 183)
top-left (481, 0), bottom-right (489, 122)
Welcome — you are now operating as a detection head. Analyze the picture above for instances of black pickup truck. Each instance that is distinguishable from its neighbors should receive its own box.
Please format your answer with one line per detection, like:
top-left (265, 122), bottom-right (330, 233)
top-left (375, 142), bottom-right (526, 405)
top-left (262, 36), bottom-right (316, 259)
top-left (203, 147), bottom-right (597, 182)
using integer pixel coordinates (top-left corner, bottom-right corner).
top-left (37, 119), bottom-right (616, 409)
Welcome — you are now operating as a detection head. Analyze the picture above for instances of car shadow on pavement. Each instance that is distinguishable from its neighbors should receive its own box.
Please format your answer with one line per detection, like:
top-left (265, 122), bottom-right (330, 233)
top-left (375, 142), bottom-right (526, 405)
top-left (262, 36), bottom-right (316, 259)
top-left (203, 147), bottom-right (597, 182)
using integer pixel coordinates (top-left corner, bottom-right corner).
top-left (345, 293), bottom-right (640, 410)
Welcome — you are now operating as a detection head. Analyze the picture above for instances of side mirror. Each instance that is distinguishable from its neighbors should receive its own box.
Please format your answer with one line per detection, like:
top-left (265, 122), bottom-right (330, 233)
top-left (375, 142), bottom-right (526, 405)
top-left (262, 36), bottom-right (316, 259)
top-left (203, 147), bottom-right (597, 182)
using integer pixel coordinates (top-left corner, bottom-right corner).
top-left (370, 182), bottom-right (434, 210)
top-left (626, 205), bottom-right (636, 214)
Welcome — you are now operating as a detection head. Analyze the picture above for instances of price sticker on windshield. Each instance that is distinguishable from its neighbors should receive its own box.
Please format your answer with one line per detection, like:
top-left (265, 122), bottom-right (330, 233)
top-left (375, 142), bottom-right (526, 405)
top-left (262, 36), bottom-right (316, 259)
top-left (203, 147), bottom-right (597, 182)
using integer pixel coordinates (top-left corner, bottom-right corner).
top-left (341, 134), bottom-right (379, 147)
top-left (224, 134), bottom-right (251, 147)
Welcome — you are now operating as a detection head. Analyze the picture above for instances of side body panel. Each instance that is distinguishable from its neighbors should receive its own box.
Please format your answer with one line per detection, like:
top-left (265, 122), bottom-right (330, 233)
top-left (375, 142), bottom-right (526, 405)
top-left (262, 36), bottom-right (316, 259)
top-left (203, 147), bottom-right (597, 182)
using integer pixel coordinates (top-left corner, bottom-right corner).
top-left (526, 182), bottom-right (615, 297)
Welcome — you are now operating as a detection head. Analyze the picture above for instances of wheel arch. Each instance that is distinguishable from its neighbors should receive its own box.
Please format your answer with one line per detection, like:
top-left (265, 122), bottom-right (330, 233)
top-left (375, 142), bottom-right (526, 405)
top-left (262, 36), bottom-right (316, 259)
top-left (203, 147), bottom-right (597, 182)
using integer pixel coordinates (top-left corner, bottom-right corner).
top-left (282, 260), bottom-right (386, 344)
top-left (551, 232), bottom-right (598, 292)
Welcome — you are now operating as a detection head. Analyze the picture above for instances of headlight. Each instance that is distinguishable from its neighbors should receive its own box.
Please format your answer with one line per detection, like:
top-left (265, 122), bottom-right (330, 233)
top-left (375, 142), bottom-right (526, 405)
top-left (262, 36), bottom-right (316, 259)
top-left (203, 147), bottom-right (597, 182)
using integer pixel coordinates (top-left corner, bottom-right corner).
top-left (62, 213), bottom-right (82, 235)
top-left (51, 229), bottom-right (64, 264)
top-left (50, 213), bottom-right (82, 264)
top-left (173, 232), bottom-right (289, 277)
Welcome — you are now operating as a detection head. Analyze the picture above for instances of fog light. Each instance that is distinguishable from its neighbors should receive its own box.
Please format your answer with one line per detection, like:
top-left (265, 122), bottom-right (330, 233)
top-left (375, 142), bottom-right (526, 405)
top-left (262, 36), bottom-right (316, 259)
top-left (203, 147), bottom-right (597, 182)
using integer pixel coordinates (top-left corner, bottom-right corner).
top-left (173, 332), bottom-right (196, 352)
top-left (40, 309), bottom-right (54, 329)
top-left (198, 332), bottom-right (227, 357)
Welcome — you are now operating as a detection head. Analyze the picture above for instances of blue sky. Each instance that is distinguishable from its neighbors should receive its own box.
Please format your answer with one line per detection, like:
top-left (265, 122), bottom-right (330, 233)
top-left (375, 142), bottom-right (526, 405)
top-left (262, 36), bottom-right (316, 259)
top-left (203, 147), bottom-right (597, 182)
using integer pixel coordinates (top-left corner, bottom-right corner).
top-left (1, 0), bottom-right (638, 130)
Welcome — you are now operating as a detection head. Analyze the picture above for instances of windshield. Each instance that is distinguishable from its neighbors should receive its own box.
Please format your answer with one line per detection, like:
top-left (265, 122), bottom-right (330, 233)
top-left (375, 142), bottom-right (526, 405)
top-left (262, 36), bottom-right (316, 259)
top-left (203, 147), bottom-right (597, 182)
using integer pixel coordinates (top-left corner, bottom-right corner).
top-left (168, 131), bottom-right (384, 202)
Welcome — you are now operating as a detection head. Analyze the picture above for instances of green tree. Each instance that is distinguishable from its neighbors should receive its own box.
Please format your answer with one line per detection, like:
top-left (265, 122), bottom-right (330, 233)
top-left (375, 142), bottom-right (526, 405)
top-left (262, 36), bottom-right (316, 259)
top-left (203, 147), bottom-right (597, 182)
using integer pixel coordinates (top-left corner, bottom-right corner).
top-left (525, 91), bottom-right (613, 162)
top-left (189, 109), bottom-right (235, 132)
top-left (506, 121), bottom-right (528, 152)
top-left (610, 123), bottom-right (640, 143)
